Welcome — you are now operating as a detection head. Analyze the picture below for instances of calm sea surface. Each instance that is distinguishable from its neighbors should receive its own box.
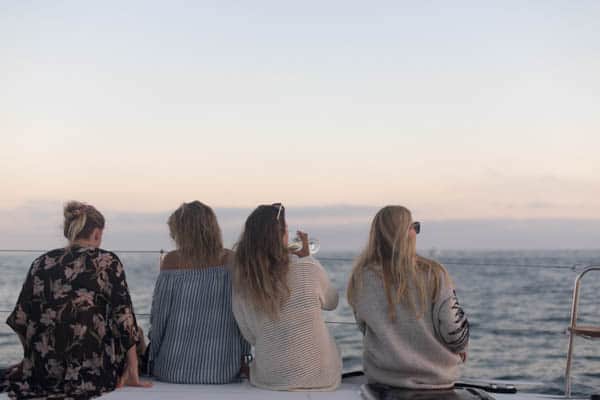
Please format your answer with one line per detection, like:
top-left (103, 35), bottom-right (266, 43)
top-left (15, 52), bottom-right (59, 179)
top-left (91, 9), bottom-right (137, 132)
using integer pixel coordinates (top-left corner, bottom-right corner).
top-left (2, 250), bottom-right (600, 395)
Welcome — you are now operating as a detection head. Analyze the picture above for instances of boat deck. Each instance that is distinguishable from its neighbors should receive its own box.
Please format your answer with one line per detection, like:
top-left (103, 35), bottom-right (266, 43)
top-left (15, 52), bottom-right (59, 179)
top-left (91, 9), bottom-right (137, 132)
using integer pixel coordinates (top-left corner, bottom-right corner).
top-left (101, 381), bottom-right (570, 400)
top-left (0, 379), bottom-right (579, 400)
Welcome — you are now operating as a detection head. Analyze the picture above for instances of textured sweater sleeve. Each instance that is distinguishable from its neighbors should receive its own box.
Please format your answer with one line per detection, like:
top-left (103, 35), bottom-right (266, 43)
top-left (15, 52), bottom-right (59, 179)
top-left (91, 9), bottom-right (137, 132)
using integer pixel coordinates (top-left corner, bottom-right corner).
top-left (431, 273), bottom-right (469, 353)
top-left (232, 295), bottom-right (256, 345)
top-left (311, 257), bottom-right (338, 311)
top-left (354, 311), bottom-right (366, 335)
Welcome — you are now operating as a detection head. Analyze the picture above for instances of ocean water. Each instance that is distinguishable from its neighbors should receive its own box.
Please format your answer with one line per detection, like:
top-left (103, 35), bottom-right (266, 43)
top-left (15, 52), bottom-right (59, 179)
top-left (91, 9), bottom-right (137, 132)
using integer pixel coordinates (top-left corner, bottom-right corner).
top-left (2, 249), bottom-right (600, 396)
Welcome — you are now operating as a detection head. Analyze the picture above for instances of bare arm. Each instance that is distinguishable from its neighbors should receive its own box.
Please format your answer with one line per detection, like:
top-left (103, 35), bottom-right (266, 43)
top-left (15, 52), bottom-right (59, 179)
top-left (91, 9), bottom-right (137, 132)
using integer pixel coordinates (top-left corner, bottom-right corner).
top-left (117, 345), bottom-right (152, 388)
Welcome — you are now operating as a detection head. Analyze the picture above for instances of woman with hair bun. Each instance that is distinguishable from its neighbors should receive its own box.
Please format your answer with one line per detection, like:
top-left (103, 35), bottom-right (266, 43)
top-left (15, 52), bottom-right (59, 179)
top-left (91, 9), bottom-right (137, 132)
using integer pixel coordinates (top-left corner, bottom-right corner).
top-left (148, 201), bottom-right (250, 384)
top-left (347, 205), bottom-right (469, 390)
top-left (1, 201), bottom-right (151, 400)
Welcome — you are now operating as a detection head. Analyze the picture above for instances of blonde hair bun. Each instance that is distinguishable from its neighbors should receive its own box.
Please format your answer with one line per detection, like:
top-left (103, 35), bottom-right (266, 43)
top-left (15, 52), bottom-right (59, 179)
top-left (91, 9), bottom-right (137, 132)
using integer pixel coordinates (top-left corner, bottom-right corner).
top-left (64, 201), bottom-right (87, 218)
top-left (63, 201), bottom-right (105, 243)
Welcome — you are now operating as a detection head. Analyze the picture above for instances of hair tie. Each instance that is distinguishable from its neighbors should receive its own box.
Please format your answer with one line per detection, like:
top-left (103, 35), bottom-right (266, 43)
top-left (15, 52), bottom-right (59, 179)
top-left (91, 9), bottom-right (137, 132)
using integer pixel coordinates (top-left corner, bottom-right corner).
top-left (72, 204), bottom-right (90, 217)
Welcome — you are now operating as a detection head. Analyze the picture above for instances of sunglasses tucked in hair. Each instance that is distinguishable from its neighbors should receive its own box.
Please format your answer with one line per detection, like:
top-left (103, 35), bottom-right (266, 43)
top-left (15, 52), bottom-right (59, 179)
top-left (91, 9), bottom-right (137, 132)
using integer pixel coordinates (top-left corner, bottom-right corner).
top-left (412, 221), bottom-right (421, 234)
top-left (272, 203), bottom-right (284, 221)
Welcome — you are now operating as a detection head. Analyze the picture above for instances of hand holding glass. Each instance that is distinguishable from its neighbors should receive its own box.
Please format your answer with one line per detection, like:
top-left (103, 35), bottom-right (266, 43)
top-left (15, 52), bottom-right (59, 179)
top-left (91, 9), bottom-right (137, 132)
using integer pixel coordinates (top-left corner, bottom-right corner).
top-left (288, 233), bottom-right (320, 255)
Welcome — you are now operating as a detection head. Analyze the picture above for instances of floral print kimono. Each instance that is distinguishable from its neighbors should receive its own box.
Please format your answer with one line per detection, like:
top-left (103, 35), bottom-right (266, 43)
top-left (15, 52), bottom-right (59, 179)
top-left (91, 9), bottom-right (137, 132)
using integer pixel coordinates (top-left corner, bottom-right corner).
top-left (1, 246), bottom-right (139, 400)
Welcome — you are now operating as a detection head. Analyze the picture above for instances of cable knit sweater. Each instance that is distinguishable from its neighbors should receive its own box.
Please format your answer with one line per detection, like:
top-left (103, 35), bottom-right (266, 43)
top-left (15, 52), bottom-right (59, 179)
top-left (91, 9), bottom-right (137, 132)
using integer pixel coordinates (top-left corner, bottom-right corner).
top-left (232, 255), bottom-right (342, 391)
top-left (351, 265), bottom-right (469, 389)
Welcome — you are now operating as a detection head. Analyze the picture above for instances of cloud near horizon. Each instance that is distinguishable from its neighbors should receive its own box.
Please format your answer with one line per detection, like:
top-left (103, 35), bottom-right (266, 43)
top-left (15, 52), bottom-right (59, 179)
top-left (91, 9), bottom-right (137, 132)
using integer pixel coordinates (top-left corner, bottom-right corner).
top-left (0, 203), bottom-right (599, 251)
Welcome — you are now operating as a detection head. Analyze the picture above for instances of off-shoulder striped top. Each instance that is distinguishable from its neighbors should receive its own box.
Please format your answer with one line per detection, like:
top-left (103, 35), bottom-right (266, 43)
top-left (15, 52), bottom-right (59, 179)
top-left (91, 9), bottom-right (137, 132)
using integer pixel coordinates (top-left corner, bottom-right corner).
top-left (148, 266), bottom-right (250, 384)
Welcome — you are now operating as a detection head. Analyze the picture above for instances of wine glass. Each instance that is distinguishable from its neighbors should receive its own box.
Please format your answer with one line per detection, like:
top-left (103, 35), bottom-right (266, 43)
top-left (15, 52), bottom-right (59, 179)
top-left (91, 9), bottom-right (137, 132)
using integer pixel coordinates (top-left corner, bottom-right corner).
top-left (288, 236), bottom-right (320, 255)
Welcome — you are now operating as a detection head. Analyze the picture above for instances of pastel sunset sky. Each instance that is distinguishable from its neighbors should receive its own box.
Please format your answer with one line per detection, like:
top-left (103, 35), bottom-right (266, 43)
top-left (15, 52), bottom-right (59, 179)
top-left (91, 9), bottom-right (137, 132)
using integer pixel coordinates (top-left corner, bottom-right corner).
top-left (1, 1), bottom-right (599, 249)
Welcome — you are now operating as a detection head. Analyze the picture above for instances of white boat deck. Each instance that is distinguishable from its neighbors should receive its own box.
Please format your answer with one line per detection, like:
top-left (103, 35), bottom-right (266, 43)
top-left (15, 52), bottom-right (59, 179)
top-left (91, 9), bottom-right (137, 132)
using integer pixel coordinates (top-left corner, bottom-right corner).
top-left (104, 380), bottom-right (362, 399)
top-left (0, 379), bottom-right (579, 400)
top-left (96, 380), bottom-right (581, 400)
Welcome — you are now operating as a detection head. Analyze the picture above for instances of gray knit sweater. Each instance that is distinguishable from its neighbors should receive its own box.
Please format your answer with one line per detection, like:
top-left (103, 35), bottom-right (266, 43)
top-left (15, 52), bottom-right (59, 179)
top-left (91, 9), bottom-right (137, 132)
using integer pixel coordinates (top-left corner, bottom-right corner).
top-left (352, 266), bottom-right (469, 389)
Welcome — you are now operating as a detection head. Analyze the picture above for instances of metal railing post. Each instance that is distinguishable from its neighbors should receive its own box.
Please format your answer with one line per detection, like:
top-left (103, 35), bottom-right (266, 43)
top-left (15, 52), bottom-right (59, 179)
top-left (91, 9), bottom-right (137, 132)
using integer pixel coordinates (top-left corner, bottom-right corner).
top-left (564, 265), bottom-right (600, 398)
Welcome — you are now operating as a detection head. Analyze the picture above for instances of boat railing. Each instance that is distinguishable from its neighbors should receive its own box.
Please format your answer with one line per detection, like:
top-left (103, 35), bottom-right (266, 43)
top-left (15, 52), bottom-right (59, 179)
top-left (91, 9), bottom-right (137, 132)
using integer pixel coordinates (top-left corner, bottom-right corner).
top-left (0, 248), bottom-right (589, 270)
top-left (0, 249), bottom-right (594, 329)
top-left (564, 264), bottom-right (600, 398)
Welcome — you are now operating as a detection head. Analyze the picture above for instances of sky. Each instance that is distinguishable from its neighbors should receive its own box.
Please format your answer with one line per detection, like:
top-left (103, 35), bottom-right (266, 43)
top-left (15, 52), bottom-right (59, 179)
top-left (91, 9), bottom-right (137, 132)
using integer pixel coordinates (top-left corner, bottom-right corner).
top-left (1, 1), bottom-right (599, 249)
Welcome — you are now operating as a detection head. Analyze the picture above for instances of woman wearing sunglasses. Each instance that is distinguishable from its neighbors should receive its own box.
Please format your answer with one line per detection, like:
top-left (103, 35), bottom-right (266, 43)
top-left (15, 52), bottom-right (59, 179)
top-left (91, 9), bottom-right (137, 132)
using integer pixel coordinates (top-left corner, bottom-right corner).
top-left (347, 205), bottom-right (469, 389)
top-left (231, 203), bottom-right (341, 391)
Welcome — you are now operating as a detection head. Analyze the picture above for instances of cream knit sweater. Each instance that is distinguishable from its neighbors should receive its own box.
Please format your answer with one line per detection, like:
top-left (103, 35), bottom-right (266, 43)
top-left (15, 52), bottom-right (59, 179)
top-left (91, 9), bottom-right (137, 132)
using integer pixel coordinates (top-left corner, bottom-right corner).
top-left (232, 255), bottom-right (342, 391)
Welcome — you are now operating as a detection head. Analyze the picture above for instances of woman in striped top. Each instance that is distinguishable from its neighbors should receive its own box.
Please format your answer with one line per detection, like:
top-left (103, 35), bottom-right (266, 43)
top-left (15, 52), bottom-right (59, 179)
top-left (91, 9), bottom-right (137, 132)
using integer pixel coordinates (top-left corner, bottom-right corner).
top-left (232, 203), bottom-right (341, 391)
top-left (148, 201), bottom-right (250, 384)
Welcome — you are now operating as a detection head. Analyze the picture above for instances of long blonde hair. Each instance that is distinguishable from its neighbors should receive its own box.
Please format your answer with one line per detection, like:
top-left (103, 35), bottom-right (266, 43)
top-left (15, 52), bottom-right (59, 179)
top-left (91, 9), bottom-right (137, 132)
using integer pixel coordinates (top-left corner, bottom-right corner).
top-left (63, 201), bottom-right (105, 243)
top-left (347, 205), bottom-right (449, 320)
top-left (167, 201), bottom-right (223, 267)
top-left (233, 204), bottom-right (290, 320)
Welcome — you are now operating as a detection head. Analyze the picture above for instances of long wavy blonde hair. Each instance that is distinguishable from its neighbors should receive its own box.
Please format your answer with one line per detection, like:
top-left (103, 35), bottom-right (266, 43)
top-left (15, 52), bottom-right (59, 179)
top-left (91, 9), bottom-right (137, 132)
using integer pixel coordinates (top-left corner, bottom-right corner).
top-left (347, 205), bottom-right (449, 320)
top-left (233, 204), bottom-right (290, 320)
top-left (167, 201), bottom-right (223, 268)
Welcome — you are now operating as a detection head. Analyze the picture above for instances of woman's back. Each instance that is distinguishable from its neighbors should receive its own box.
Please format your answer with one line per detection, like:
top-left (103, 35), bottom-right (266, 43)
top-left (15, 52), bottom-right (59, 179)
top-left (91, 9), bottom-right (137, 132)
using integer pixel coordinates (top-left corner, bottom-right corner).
top-left (5, 246), bottom-right (139, 399)
top-left (232, 256), bottom-right (341, 391)
top-left (352, 264), bottom-right (469, 389)
top-left (149, 258), bottom-right (249, 384)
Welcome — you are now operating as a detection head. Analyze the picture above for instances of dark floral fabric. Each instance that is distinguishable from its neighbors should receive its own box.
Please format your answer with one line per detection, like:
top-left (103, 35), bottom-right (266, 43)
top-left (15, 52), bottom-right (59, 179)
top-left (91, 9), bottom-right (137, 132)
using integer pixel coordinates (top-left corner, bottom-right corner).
top-left (1, 246), bottom-right (139, 400)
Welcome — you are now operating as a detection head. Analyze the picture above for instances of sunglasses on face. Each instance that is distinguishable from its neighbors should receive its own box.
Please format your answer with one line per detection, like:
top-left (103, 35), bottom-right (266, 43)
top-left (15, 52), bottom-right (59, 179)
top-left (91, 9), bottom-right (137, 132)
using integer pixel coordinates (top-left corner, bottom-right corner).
top-left (411, 221), bottom-right (421, 234)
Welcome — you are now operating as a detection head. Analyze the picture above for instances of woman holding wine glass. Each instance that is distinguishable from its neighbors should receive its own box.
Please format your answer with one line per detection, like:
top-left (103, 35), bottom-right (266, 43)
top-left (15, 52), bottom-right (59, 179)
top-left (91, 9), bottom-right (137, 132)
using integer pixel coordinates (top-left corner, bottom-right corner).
top-left (231, 203), bottom-right (341, 391)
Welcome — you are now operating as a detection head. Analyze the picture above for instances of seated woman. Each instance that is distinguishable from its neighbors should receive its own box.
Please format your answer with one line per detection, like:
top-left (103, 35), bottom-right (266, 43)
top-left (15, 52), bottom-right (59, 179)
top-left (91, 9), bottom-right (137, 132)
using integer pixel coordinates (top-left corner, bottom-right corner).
top-left (232, 203), bottom-right (341, 391)
top-left (148, 201), bottom-right (250, 384)
top-left (1, 201), bottom-right (150, 400)
top-left (347, 205), bottom-right (469, 390)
